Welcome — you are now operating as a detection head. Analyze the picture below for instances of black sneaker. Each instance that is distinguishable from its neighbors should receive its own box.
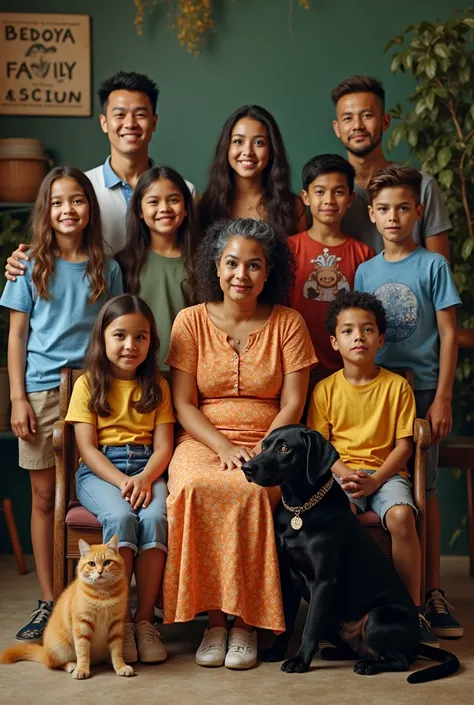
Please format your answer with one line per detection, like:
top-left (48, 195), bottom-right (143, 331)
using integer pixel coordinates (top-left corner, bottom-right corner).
top-left (425, 589), bottom-right (464, 638)
top-left (15, 600), bottom-right (53, 643)
top-left (418, 608), bottom-right (439, 647)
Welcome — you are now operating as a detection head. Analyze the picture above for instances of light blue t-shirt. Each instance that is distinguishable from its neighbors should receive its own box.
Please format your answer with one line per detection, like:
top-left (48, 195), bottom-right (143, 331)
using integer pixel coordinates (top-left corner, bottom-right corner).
top-left (0, 256), bottom-right (123, 392)
top-left (354, 247), bottom-right (461, 390)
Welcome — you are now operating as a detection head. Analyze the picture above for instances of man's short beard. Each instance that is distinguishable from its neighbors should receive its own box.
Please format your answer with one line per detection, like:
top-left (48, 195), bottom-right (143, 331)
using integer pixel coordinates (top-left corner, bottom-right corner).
top-left (344, 130), bottom-right (383, 157)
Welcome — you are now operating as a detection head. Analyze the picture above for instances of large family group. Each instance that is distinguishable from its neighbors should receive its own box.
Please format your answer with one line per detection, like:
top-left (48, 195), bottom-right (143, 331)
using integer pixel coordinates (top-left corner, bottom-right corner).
top-left (0, 70), bottom-right (464, 671)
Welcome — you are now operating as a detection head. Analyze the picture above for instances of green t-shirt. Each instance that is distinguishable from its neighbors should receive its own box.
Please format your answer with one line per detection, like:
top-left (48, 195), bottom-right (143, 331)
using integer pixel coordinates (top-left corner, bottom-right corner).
top-left (139, 250), bottom-right (187, 369)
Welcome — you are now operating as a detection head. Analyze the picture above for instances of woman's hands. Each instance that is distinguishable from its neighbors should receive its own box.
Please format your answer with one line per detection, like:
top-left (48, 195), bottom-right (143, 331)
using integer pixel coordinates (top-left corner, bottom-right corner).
top-left (121, 472), bottom-right (153, 509)
top-left (218, 443), bottom-right (257, 470)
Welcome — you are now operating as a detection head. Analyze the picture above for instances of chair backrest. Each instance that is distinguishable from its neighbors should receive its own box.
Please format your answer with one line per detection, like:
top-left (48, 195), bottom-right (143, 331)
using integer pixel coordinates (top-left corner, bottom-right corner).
top-left (59, 368), bottom-right (83, 504)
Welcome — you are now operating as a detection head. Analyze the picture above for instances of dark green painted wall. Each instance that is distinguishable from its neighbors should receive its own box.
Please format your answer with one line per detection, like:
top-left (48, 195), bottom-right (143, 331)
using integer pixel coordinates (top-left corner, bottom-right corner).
top-left (0, 0), bottom-right (470, 555)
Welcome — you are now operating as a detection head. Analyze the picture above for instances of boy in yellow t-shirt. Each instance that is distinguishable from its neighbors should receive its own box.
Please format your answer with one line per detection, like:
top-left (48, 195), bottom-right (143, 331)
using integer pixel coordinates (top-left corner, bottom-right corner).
top-left (307, 289), bottom-right (436, 646)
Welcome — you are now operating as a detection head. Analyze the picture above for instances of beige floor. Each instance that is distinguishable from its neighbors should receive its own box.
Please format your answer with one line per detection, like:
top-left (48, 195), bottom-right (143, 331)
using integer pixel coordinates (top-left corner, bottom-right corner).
top-left (0, 555), bottom-right (472, 705)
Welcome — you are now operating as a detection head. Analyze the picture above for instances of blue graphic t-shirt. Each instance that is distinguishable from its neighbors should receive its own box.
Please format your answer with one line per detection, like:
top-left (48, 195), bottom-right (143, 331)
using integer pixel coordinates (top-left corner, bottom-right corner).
top-left (354, 247), bottom-right (461, 390)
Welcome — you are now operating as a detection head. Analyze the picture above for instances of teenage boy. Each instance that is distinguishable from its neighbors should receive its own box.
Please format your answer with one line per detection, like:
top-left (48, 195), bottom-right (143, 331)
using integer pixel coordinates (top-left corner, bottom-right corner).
top-left (289, 154), bottom-right (374, 382)
top-left (307, 290), bottom-right (437, 646)
top-left (355, 165), bottom-right (463, 640)
top-left (331, 75), bottom-right (451, 259)
top-left (5, 71), bottom-right (196, 275)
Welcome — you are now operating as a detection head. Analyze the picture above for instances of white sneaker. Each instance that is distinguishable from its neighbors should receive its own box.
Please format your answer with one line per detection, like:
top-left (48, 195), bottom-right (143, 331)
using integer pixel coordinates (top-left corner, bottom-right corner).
top-left (225, 627), bottom-right (258, 670)
top-left (195, 627), bottom-right (228, 667)
top-left (122, 622), bottom-right (138, 664)
top-left (135, 620), bottom-right (167, 663)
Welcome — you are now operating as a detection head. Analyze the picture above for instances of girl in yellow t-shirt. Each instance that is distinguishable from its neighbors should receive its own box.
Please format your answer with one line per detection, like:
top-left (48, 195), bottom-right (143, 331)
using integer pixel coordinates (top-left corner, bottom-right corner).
top-left (66, 294), bottom-right (175, 665)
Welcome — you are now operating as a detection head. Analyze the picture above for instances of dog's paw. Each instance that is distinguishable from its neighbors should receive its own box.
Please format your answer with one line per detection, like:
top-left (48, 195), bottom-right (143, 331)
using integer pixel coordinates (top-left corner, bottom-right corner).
top-left (354, 659), bottom-right (377, 676)
top-left (72, 666), bottom-right (90, 680)
top-left (116, 664), bottom-right (135, 677)
top-left (259, 644), bottom-right (286, 662)
top-left (281, 656), bottom-right (310, 673)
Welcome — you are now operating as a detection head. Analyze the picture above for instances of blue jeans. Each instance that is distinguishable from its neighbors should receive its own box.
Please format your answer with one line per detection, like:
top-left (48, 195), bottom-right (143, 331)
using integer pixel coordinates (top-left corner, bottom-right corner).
top-left (76, 445), bottom-right (168, 555)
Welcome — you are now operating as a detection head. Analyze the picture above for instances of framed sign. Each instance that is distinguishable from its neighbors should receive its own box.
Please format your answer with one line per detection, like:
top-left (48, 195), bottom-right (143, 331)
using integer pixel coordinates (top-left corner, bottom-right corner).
top-left (0, 13), bottom-right (91, 116)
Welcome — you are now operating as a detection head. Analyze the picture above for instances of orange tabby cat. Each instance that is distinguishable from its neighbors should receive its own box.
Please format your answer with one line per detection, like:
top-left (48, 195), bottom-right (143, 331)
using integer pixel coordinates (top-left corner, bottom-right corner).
top-left (0, 535), bottom-right (134, 680)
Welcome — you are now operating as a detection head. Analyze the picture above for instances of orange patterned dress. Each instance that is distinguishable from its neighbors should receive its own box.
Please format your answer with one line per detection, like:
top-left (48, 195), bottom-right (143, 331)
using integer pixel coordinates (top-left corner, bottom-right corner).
top-left (163, 303), bottom-right (317, 630)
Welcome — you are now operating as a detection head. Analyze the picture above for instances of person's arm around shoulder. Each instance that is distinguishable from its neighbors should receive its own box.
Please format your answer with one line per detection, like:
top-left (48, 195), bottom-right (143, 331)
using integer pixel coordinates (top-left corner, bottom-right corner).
top-left (5, 244), bottom-right (30, 281)
top-left (8, 310), bottom-right (36, 442)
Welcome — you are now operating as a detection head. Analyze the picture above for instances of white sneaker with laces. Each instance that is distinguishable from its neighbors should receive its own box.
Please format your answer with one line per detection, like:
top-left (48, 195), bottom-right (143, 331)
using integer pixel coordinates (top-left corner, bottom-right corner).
top-left (122, 622), bottom-right (138, 664)
top-left (225, 627), bottom-right (258, 670)
top-left (195, 626), bottom-right (228, 667)
top-left (136, 620), bottom-right (167, 663)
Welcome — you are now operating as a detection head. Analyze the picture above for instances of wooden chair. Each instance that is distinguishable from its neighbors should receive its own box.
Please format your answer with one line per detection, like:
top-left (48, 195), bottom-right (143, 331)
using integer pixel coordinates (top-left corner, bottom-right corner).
top-left (53, 368), bottom-right (101, 601)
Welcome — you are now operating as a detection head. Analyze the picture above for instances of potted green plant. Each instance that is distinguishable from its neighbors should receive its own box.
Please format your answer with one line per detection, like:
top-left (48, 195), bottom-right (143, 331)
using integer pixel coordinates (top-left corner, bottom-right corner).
top-left (0, 210), bottom-right (28, 430)
top-left (385, 8), bottom-right (474, 423)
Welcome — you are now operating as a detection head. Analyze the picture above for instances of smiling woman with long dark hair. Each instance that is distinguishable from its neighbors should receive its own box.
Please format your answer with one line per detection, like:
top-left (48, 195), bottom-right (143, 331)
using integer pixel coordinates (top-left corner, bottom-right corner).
top-left (199, 105), bottom-right (307, 236)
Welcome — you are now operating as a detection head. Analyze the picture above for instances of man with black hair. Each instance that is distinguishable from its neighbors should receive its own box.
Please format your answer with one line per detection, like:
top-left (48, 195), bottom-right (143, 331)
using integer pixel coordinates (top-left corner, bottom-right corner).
top-left (86, 71), bottom-right (196, 254)
top-left (5, 71), bottom-right (196, 274)
top-left (331, 75), bottom-right (450, 258)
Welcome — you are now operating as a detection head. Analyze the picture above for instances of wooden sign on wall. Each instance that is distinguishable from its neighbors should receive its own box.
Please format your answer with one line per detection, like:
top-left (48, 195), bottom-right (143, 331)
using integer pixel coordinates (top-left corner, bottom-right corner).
top-left (0, 13), bottom-right (91, 116)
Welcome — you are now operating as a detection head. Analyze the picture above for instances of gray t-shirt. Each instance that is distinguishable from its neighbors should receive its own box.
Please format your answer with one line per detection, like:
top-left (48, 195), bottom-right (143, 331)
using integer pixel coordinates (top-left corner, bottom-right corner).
top-left (341, 171), bottom-right (452, 253)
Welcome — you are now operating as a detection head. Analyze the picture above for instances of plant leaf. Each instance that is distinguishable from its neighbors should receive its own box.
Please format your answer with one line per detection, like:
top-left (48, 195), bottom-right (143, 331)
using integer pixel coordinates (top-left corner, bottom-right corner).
top-left (438, 168), bottom-right (454, 188)
top-left (461, 238), bottom-right (474, 260)
top-left (434, 43), bottom-right (450, 58)
top-left (408, 127), bottom-right (418, 147)
top-left (425, 57), bottom-right (437, 79)
top-left (437, 146), bottom-right (452, 169)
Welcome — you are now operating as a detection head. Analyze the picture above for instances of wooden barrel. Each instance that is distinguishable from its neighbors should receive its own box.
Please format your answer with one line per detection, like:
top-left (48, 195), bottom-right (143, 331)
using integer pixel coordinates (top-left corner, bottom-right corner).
top-left (0, 138), bottom-right (49, 203)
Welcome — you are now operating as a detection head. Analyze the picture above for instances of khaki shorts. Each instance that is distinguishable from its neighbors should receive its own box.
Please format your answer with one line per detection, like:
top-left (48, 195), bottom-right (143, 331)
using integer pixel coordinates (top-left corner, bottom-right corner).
top-left (18, 388), bottom-right (60, 470)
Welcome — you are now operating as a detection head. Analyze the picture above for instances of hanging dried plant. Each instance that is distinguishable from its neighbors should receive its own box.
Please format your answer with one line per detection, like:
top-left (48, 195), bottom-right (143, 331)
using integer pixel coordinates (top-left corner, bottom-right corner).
top-left (133, 1), bottom-right (311, 54)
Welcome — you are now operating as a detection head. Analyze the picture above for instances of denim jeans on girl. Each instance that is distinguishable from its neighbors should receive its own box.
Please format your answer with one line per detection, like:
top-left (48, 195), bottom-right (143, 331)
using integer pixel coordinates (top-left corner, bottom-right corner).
top-left (76, 444), bottom-right (168, 554)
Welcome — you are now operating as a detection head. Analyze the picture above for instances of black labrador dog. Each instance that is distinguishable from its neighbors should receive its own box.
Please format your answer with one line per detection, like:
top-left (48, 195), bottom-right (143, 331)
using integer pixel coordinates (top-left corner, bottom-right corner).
top-left (242, 424), bottom-right (459, 683)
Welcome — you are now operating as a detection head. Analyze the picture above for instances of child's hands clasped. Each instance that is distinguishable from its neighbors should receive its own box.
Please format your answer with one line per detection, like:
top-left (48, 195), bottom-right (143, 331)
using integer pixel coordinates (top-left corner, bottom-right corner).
top-left (121, 472), bottom-right (153, 509)
top-left (11, 399), bottom-right (36, 442)
top-left (425, 397), bottom-right (452, 445)
top-left (341, 470), bottom-right (380, 499)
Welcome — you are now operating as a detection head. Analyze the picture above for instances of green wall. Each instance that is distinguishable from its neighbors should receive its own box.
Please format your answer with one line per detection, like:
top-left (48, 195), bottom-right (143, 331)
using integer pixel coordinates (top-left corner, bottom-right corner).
top-left (0, 0), bottom-right (470, 556)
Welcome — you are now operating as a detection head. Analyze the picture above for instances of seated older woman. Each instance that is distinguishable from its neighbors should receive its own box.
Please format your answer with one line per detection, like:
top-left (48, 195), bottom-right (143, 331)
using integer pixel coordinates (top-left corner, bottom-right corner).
top-left (163, 218), bottom-right (317, 670)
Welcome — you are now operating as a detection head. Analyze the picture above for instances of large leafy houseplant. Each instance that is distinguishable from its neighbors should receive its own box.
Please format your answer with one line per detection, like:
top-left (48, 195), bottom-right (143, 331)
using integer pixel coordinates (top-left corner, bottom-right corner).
top-left (385, 8), bottom-right (474, 425)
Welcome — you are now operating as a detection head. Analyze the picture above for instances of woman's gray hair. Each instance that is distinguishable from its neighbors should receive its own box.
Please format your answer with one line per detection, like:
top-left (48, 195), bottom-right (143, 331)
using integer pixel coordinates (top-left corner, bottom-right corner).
top-left (210, 218), bottom-right (278, 264)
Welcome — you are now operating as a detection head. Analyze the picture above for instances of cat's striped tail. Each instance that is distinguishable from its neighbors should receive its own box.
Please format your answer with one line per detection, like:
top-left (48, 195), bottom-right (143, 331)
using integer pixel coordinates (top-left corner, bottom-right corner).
top-left (0, 644), bottom-right (49, 666)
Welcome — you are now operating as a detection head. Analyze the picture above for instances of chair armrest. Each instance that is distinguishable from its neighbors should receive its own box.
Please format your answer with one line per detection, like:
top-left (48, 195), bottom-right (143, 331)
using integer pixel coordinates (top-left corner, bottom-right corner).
top-left (413, 417), bottom-right (431, 451)
top-left (53, 419), bottom-right (68, 524)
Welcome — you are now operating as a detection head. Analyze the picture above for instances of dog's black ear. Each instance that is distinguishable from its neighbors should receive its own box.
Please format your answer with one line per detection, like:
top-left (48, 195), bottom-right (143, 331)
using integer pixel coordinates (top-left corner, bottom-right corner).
top-left (301, 428), bottom-right (339, 485)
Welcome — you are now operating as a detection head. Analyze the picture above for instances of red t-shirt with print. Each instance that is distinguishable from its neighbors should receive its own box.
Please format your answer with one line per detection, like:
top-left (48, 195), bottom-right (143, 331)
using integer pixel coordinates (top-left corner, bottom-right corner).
top-left (289, 231), bottom-right (374, 380)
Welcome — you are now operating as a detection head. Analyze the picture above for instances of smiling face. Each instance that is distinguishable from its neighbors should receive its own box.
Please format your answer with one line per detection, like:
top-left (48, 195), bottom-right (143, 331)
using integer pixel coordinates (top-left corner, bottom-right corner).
top-left (333, 92), bottom-right (390, 157)
top-left (104, 312), bottom-right (151, 380)
top-left (99, 89), bottom-right (157, 157)
top-left (217, 235), bottom-right (269, 304)
top-left (227, 117), bottom-right (271, 180)
top-left (49, 177), bottom-right (90, 240)
top-left (330, 307), bottom-right (384, 364)
top-left (368, 186), bottom-right (423, 246)
top-left (140, 178), bottom-right (186, 237)
top-left (302, 172), bottom-right (354, 227)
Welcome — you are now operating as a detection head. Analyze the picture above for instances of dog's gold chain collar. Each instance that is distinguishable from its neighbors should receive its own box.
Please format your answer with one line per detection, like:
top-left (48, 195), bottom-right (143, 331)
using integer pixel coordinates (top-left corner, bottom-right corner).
top-left (281, 477), bottom-right (334, 530)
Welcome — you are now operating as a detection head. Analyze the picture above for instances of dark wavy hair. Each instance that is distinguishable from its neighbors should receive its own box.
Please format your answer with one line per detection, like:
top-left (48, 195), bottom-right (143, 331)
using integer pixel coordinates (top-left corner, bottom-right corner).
top-left (29, 166), bottom-right (107, 303)
top-left (85, 294), bottom-right (162, 417)
top-left (199, 105), bottom-right (301, 236)
top-left (194, 218), bottom-right (295, 305)
top-left (325, 290), bottom-right (387, 337)
top-left (116, 166), bottom-right (197, 304)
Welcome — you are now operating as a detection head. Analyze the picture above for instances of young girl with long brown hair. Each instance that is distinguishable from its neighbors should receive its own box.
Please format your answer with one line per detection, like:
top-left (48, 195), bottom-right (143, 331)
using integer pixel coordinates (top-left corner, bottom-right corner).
top-left (65, 294), bottom-right (175, 665)
top-left (116, 166), bottom-right (198, 368)
top-left (0, 166), bottom-right (123, 643)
